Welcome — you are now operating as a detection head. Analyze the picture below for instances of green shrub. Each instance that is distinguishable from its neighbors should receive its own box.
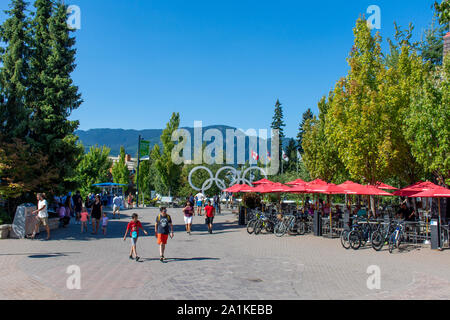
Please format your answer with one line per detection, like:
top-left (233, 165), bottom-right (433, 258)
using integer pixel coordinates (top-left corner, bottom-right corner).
top-left (0, 208), bottom-right (12, 225)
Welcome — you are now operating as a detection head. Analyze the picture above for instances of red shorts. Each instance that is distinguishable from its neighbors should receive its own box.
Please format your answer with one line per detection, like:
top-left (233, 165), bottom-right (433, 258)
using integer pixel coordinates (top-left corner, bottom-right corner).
top-left (157, 233), bottom-right (169, 245)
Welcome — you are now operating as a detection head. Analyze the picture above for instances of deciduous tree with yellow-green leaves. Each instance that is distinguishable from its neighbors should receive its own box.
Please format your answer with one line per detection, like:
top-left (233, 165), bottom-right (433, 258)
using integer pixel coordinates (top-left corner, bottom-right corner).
top-left (404, 54), bottom-right (450, 186)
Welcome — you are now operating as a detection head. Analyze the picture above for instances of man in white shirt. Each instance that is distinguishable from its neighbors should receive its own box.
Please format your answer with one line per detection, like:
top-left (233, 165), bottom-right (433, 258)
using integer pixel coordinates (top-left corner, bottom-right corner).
top-left (195, 192), bottom-right (205, 215)
top-left (32, 193), bottom-right (50, 240)
top-left (112, 194), bottom-right (122, 219)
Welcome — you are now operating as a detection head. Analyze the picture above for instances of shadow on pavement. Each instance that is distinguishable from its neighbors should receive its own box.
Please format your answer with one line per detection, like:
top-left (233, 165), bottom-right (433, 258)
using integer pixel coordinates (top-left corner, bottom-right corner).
top-left (141, 257), bottom-right (220, 263)
top-left (33, 210), bottom-right (240, 242)
top-left (0, 252), bottom-right (80, 257)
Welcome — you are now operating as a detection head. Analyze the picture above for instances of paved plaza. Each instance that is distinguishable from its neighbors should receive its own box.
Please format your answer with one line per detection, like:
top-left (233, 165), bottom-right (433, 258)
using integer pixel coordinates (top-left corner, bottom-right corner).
top-left (1, 207), bottom-right (449, 300)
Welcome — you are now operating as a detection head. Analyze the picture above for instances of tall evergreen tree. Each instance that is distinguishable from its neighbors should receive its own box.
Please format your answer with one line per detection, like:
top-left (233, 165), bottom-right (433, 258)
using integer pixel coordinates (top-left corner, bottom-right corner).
top-left (270, 99), bottom-right (285, 169)
top-left (420, 14), bottom-right (447, 67)
top-left (297, 108), bottom-right (313, 153)
top-left (0, 0), bottom-right (31, 141)
top-left (28, 0), bottom-right (83, 193)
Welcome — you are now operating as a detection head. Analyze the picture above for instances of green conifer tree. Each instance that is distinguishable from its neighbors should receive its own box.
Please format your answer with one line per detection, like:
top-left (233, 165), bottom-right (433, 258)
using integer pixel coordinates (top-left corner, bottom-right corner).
top-left (0, 0), bottom-right (31, 140)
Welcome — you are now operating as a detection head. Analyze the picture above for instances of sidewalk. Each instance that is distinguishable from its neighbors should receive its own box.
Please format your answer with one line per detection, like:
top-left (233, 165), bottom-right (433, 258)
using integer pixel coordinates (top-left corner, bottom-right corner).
top-left (0, 207), bottom-right (449, 300)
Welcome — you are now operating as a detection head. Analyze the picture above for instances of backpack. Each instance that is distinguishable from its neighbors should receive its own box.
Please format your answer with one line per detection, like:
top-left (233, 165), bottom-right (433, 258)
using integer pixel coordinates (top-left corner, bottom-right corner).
top-left (157, 214), bottom-right (171, 223)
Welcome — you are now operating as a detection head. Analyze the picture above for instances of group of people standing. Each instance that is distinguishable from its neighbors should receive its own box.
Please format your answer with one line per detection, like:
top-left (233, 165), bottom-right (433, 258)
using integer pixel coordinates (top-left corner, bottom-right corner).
top-left (54, 191), bottom-right (112, 235)
top-left (182, 198), bottom-right (216, 235)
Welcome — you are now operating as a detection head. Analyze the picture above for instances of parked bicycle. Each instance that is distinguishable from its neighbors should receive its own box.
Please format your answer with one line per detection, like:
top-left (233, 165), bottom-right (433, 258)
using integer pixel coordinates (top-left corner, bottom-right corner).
top-left (371, 221), bottom-right (395, 251)
top-left (388, 221), bottom-right (405, 254)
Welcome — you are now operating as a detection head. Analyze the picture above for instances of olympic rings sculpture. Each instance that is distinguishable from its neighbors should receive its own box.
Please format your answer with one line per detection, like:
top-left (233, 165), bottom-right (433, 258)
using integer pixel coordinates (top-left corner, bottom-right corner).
top-left (188, 166), bottom-right (268, 193)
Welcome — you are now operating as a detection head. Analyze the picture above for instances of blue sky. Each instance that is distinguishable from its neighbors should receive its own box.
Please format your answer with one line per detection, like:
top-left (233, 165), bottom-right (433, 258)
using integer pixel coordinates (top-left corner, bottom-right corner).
top-left (0, 0), bottom-right (440, 138)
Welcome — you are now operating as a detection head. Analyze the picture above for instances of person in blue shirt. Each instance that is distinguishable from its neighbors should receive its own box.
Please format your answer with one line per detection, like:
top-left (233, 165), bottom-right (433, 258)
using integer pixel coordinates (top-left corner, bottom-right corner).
top-left (356, 205), bottom-right (367, 218)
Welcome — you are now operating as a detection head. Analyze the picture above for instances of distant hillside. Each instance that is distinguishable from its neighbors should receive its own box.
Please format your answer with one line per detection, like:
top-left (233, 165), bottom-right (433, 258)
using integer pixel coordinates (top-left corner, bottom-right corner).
top-left (75, 125), bottom-right (291, 161)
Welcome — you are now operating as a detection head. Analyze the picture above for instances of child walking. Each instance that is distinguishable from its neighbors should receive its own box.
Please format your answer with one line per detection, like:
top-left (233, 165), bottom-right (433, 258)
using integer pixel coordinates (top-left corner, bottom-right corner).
top-left (80, 206), bottom-right (89, 233)
top-left (101, 212), bottom-right (109, 235)
top-left (123, 213), bottom-right (148, 262)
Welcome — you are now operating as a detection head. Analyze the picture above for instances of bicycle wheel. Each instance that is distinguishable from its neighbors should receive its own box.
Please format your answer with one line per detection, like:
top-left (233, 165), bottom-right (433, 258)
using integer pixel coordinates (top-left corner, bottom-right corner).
top-left (254, 220), bottom-right (263, 235)
top-left (274, 222), bottom-right (286, 237)
top-left (246, 219), bottom-right (256, 235)
top-left (265, 221), bottom-right (274, 233)
top-left (297, 221), bottom-right (306, 235)
top-left (388, 234), bottom-right (396, 254)
top-left (340, 230), bottom-right (350, 249)
top-left (397, 233), bottom-right (404, 250)
top-left (371, 231), bottom-right (384, 251)
top-left (349, 231), bottom-right (361, 250)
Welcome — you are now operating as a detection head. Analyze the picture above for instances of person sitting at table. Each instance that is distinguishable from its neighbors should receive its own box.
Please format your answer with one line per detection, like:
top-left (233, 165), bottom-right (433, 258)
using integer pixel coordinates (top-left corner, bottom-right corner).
top-left (307, 203), bottom-right (315, 218)
top-left (333, 205), bottom-right (343, 220)
top-left (356, 205), bottom-right (367, 218)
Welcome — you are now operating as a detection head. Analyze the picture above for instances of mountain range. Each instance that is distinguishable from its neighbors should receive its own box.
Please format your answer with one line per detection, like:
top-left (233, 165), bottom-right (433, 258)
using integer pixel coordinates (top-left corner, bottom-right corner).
top-left (75, 125), bottom-right (291, 161)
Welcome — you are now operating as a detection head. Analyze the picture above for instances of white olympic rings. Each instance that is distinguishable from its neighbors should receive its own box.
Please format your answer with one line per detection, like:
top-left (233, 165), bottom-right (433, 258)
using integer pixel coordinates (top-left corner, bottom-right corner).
top-left (188, 166), bottom-right (268, 193)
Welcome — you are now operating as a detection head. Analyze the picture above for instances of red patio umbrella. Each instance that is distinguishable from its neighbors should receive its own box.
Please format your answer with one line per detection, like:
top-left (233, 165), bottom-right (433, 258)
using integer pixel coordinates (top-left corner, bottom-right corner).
top-left (359, 185), bottom-right (395, 196)
top-left (408, 187), bottom-right (450, 198)
top-left (338, 181), bottom-right (365, 194)
top-left (288, 184), bottom-right (308, 193)
top-left (306, 183), bottom-right (346, 194)
top-left (393, 181), bottom-right (442, 197)
top-left (239, 185), bottom-right (258, 193)
top-left (223, 184), bottom-right (251, 193)
top-left (308, 179), bottom-right (328, 185)
top-left (375, 182), bottom-right (398, 190)
top-left (286, 178), bottom-right (307, 186)
top-left (260, 183), bottom-right (292, 193)
top-left (252, 179), bottom-right (273, 185)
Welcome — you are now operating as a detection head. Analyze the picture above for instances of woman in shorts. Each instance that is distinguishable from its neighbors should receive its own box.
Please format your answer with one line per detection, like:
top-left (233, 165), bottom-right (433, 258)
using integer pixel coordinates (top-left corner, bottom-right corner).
top-left (183, 201), bottom-right (194, 235)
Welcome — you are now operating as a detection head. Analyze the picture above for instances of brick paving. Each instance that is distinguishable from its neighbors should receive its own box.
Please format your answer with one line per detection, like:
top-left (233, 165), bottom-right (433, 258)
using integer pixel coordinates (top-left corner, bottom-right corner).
top-left (0, 207), bottom-right (449, 300)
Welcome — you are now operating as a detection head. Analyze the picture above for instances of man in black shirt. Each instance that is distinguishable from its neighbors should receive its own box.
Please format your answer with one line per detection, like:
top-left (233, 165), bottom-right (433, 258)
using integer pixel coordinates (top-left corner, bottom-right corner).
top-left (398, 203), bottom-right (416, 221)
top-left (155, 207), bottom-right (174, 262)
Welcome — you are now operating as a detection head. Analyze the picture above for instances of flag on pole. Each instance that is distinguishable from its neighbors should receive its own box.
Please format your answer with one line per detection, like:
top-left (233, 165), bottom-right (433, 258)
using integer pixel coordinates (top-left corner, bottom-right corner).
top-left (139, 140), bottom-right (150, 158)
top-left (297, 150), bottom-right (302, 161)
top-left (251, 150), bottom-right (259, 161)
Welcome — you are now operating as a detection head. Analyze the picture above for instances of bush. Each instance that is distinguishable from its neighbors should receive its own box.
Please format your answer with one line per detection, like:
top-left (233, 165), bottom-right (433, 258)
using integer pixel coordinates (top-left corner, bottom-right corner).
top-left (242, 193), bottom-right (261, 209)
top-left (0, 207), bottom-right (12, 225)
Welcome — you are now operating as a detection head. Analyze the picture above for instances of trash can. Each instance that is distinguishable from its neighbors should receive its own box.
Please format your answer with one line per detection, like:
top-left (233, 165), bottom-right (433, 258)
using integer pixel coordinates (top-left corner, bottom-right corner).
top-left (314, 211), bottom-right (322, 236)
top-left (238, 206), bottom-right (246, 225)
top-left (430, 219), bottom-right (441, 250)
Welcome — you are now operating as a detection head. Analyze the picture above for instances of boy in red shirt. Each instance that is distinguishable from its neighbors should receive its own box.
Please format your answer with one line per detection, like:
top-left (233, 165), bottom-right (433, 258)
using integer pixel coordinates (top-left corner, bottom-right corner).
top-left (204, 200), bottom-right (215, 234)
top-left (123, 213), bottom-right (148, 262)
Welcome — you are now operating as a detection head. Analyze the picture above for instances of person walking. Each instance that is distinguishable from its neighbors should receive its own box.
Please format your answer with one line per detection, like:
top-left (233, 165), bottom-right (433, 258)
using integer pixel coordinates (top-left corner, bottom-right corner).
top-left (123, 213), bottom-right (148, 262)
top-left (101, 212), bottom-right (109, 236)
top-left (64, 195), bottom-right (73, 222)
top-left (183, 201), bottom-right (194, 235)
top-left (195, 192), bottom-right (205, 216)
top-left (128, 193), bottom-right (134, 209)
top-left (58, 202), bottom-right (67, 228)
top-left (204, 200), bottom-right (216, 234)
top-left (73, 191), bottom-right (83, 225)
top-left (80, 205), bottom-right (90, 233)
top-left (155, 207), bottom-right (174, 262)
top-left (213, 194), bottom-right (221, 214)
top-left (91, 195), bottom-right (103, 235)
top-left (31, 193), bottom-right (50, 240)
top-left (189, 194), bottom-right (195, 207)
top-left (112, 194), bottom-right (122, 219)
